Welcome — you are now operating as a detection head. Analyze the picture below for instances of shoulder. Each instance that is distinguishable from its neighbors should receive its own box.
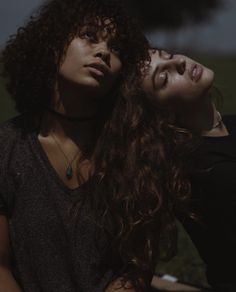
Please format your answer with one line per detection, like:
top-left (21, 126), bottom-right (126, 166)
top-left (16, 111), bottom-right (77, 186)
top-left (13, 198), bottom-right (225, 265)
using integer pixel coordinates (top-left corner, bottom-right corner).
top-left (0, 114), bottom-right (33, 214)
top-left (0, 114), bottom-right (30, 141)
top-left (0, 114), bottom-right (33, 160)
top-left (0, 115), bottom-right (21, 134)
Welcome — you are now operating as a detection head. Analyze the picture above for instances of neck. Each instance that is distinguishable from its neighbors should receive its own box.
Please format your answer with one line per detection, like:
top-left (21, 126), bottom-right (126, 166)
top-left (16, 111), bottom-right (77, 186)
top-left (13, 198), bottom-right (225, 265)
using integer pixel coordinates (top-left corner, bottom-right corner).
top-left (176, 99), bottom-right (228, 137)
top-left (40, 110), bottom-right (102, 151)
top-left (52, 79), bottom-right (102, 120)
top-left (39, 81), bottom-right (107, 151)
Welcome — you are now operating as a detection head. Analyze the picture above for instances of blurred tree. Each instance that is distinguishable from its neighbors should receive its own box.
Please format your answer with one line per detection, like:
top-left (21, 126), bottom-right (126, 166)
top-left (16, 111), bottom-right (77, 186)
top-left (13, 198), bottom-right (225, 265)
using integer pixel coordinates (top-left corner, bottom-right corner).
top-left (125, 0), bottom-right (223, 30)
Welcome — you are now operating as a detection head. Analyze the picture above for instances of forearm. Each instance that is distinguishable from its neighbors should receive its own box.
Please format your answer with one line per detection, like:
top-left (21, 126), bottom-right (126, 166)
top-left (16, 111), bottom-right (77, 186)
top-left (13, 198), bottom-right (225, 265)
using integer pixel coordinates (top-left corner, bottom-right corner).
top-left (0, 266), bottom-right (23, 292)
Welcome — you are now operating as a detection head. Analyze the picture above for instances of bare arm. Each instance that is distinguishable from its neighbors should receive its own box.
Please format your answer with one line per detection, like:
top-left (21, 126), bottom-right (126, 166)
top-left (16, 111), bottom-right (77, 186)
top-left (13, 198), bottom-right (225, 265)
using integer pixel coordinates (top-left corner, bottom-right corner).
top-left (0, 215), bottom-right (23, 292)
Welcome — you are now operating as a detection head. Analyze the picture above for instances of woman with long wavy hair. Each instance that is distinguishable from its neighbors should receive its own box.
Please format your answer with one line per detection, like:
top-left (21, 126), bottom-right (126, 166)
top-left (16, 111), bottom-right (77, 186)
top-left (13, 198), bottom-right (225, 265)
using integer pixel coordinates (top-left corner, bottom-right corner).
top-left (142, 48), bottom-right (236, 292)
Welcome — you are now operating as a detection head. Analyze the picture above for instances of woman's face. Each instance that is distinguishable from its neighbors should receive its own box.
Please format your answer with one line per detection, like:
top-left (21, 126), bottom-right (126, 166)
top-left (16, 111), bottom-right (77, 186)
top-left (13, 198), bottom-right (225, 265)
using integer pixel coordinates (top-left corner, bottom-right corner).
top-left (142, 49), bottom-right (214, 111)
top-left (59, 21), bottom-right (122, 98)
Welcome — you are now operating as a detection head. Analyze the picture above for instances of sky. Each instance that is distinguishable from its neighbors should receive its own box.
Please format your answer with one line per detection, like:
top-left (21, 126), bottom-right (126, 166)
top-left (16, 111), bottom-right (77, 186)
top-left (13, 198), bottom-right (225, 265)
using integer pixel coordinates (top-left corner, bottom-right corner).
top-left (0, 0), bottom-right (236, 55)
top-left (0, 0), bottom-right (43, 46)
top-left (147, 0), bottom-right (236, 55)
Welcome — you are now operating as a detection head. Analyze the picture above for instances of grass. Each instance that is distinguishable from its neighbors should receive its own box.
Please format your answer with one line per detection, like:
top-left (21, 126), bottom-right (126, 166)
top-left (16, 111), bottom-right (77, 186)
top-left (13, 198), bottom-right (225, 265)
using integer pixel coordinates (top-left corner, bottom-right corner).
top-left (156, 221), bottom-right (209, 288)
top-left (0, 77), bottom-right (17, 123)
top-left (1, 56), bottom-right (236, 287)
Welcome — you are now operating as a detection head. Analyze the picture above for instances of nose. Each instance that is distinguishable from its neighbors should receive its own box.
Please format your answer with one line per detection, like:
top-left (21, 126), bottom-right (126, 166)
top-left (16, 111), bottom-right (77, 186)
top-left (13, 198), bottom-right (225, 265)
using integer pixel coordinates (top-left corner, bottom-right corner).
top-left (164, 58), bottom-right (186, 75)
top-left (175, 58), bottom-right (186, 75)
top-left (94, 43), bottom-right (110, 66)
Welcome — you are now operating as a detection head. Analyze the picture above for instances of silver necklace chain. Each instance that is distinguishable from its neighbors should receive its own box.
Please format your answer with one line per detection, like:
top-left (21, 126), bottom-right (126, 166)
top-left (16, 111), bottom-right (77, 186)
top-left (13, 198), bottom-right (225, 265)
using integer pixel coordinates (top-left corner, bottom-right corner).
top-left (51, 132), bottom-right (80, 180)
top-left (212, 111), bottom-right (222, 129)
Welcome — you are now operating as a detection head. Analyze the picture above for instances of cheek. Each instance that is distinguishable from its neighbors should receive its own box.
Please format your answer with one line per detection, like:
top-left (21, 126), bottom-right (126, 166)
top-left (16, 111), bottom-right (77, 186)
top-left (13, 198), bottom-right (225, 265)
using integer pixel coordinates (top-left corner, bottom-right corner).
top-left (59, 59), bottom-right (84, 84)
top-left (111, 57), bottom-right (122, 77)
top-left (59, 54), bottom-right (77, 77)
top-left (157, 83), bottom-right (196, 107)
top-left (59, 42), bottom-right (87, 76)
top-left (170, 77), bottom-right (201, 100)
top-left (201, 68), bottom-right (214, 90)
top-left (107, 58), bottom-right (122, 88)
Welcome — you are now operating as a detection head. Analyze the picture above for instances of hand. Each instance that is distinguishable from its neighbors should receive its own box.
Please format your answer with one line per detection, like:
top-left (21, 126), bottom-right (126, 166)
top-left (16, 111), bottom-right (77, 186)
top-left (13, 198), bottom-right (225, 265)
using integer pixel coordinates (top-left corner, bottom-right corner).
top-left (105, 277), bottom-right (136, 292)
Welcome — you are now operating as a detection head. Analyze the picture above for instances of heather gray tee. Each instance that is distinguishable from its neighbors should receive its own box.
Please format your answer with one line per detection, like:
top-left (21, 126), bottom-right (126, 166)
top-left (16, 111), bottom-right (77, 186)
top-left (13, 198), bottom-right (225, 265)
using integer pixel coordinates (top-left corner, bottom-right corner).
top-left (0, 114), bottom-right (123, 292)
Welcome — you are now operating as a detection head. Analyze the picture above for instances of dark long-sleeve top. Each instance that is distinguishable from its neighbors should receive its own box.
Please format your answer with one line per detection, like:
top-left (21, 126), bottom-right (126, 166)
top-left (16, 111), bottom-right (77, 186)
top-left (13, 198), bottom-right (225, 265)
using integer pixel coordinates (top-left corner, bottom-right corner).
top-left (179, 115), bottom-right (236, 292)
top-left (0, 114), bottom-right (124, 292)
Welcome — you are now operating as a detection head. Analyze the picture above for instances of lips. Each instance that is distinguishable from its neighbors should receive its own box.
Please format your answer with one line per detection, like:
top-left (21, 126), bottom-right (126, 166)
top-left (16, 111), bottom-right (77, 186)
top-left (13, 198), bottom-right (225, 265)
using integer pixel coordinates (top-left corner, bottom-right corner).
top-left (85, 62), bottom-right (108, 77)
top-left (190, 64), bottom-right (203, 82)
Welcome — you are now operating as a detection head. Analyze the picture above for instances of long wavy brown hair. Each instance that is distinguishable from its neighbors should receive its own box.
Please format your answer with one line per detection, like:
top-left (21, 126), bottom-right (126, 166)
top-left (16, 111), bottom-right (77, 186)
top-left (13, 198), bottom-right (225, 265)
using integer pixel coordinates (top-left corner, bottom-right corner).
top-left (93, 94), bottom-right (196, 289)
top-left (1, 1), bottom-right (192, 290)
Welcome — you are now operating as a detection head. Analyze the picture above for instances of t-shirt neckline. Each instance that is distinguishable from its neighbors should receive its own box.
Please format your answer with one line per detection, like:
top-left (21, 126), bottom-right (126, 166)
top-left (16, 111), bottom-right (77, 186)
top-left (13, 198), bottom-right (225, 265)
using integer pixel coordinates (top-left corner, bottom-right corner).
top-left (30, 131), bottom-right (95, 194)
top-left (203, 116), bottom-right (233, 141)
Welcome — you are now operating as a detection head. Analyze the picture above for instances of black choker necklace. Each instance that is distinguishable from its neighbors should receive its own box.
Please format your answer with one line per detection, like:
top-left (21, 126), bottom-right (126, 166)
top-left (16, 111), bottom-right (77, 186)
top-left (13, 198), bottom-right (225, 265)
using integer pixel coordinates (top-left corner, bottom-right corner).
top-left (46, 107), bottom-right (96, 122)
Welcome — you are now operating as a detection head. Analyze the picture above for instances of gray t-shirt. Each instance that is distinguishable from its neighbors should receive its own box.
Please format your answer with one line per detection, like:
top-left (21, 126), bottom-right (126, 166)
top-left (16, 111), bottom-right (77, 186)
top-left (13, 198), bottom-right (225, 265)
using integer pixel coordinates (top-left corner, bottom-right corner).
top-left (0, 114), bottom-right (123, 292)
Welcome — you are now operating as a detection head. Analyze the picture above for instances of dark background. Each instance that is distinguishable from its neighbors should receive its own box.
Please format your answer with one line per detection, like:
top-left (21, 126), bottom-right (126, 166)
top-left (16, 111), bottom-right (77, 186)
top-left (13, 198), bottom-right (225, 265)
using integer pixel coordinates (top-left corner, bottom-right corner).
top-left (1, 0), bottom-right (235, 289)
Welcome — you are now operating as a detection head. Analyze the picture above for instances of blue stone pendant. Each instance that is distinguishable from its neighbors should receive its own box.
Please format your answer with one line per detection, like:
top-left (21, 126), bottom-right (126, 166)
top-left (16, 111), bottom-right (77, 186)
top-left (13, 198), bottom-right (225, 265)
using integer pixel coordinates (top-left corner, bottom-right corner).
top-left (66, 165), bottom-right (73, 180)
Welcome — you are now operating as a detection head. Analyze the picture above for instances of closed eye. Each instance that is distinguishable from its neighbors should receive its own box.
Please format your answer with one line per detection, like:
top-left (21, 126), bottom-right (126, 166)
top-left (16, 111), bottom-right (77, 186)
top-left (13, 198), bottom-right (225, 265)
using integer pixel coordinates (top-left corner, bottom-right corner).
top-left (160, 53), bottom-right (173, 88)
top-left (161, 71), bottom-right (168, 88)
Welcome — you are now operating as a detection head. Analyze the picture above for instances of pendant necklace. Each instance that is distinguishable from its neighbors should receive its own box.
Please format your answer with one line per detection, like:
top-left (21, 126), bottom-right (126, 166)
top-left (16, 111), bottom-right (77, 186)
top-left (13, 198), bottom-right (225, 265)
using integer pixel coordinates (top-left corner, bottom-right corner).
top-left (212, 111), bottom-right (222, 129)
top-left (202, 111), bottom-right (223, 136)
top-left (51, 133), bottom-right (80, 180)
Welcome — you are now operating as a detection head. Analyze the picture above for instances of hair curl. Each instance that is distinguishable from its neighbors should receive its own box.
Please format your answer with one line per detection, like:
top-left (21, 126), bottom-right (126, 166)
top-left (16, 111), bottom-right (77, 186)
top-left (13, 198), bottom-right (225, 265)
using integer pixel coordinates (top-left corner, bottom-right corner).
top-left (93, 94), bottom-right (197, 290)
top-left (1, 1), bottom-right (191, 291)
top-left (92, 58), bottom-right (200, 290)
top-left (1, 0), bottom-right (148, 113)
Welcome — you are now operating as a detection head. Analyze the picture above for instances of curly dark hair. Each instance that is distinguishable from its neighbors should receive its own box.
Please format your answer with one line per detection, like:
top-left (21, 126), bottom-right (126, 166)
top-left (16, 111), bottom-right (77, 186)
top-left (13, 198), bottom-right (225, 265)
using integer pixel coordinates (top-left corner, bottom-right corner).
top-left (1, 1), bottom-right (192, 291)
top-left (1, 0), bottom-right (149, 113)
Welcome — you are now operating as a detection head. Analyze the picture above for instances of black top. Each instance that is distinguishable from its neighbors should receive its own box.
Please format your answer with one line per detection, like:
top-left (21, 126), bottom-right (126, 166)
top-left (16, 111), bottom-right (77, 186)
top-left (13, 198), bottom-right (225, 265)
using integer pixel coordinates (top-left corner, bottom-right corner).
top-left (0, 114), bottom-right (124, 292)
top-left (179, 115), bottom-right (236, 292)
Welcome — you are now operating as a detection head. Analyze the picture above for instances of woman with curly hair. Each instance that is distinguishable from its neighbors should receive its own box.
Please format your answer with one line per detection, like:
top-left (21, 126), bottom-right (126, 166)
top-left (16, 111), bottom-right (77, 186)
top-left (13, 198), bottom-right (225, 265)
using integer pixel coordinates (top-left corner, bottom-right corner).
top-left (0, 0), bottom-right (161, 291)
top-left (142, 48), bottom-right (236, 292)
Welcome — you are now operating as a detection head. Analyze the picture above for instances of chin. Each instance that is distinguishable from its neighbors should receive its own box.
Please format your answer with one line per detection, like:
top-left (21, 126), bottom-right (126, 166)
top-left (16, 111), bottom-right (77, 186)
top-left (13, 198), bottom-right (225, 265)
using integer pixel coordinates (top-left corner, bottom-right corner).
top-left (70, 76), bottom-right (102, 89)
top-left (202, 67), bottom-right (214, 90)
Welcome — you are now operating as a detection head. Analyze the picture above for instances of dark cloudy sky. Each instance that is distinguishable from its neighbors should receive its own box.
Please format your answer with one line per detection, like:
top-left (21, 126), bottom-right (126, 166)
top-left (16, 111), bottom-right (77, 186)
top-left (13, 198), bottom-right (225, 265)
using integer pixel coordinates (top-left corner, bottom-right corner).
top-left (0, 0), bottom-right (236, 54)
top-left (0, 0), bottom-right (42, 46)
top-left (147, 0), bottom-right (236, 55)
